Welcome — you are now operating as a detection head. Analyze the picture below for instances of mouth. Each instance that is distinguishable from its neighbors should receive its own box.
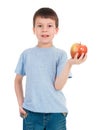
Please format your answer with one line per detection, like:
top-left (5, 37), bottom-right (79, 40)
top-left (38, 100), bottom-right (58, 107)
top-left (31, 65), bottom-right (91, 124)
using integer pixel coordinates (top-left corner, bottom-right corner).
top-left (41, 35), bottom-right (49, 38)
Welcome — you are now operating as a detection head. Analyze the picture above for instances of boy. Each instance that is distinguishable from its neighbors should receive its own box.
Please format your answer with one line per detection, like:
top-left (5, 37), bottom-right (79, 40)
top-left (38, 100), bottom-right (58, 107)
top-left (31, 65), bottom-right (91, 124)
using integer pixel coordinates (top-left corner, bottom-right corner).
top-left (14, 7), bottom-right (87, 130)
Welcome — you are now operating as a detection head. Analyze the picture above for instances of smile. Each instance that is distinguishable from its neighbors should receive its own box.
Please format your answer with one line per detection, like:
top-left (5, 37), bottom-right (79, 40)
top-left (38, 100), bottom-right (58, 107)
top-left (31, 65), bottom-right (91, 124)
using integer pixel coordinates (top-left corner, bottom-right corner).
top-left (41, 35), bottom-right (49, 38)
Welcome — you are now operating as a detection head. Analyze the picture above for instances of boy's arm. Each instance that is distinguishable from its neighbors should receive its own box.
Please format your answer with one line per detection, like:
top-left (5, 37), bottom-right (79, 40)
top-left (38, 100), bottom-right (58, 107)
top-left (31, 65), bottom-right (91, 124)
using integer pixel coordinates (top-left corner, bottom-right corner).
top-left (14, 74), bottom-right (26, 114)
top-left (54, 53), bottom-right (87, 90)
top-left (14, 74), bottom-right (24, 107)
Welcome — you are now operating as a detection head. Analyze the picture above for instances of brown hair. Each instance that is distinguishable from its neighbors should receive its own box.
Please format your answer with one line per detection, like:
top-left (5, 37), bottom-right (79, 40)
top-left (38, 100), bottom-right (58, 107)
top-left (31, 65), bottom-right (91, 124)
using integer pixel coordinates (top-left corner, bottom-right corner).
top-left (33, 7), bottom-right (59, 28)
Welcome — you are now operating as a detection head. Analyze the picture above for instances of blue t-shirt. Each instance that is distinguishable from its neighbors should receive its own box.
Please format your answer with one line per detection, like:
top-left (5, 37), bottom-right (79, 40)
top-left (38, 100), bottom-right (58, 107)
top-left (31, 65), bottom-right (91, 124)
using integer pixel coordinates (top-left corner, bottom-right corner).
top-left (15, 46), bottom-right (72, 113)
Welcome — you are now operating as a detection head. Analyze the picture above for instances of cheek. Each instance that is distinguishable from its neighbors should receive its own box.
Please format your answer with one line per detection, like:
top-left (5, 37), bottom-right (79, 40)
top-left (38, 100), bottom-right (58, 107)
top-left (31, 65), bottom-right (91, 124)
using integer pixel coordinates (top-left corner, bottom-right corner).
top-left (54, 30), bottom-right (58, 35)
top-left (33, 30), bottom-right (40, 36)
top-left (51, 29), bottom-right (58, 34)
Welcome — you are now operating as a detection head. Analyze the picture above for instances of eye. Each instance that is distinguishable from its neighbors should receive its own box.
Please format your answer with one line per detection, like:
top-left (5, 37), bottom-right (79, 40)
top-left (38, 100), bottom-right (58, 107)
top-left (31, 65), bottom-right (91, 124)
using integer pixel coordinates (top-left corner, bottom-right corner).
top-left (37, 24), bottom-right (42, 27)
top-left (48, 24), bottom-right (53, 27)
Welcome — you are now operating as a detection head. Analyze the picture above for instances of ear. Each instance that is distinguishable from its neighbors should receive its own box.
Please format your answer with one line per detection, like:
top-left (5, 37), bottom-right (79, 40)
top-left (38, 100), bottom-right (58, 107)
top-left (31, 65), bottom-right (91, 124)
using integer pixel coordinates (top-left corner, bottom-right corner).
top-left (55, 28), bottom-right (59, 34)
top-left (33, 27), bottom-right (35, 34)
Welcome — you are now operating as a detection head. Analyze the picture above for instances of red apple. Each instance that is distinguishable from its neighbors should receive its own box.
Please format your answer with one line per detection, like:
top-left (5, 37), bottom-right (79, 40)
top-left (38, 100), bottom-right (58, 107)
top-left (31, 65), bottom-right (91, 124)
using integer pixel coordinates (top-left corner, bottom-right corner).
top-left (70, 43), bottom-right (88, 58)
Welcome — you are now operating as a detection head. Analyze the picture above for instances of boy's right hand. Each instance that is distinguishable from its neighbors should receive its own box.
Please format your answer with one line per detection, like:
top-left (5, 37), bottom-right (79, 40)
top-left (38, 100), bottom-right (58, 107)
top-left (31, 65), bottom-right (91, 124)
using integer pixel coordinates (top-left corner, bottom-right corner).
top-left (19, 106), bottom-right (27, 118)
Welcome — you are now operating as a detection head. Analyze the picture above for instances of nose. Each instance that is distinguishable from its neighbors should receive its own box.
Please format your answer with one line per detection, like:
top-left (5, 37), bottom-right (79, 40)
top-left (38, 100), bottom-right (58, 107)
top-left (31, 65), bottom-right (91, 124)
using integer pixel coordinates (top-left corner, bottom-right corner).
top-left (42, 26), bottom-right (47, 32)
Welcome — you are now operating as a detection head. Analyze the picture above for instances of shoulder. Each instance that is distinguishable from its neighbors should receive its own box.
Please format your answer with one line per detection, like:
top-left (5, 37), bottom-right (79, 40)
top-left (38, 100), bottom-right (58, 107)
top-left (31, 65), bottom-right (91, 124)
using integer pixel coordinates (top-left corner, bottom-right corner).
top-left (54, 47), bottom-right (67, 57)
top-left (21, 47), bottom-right (36, 56)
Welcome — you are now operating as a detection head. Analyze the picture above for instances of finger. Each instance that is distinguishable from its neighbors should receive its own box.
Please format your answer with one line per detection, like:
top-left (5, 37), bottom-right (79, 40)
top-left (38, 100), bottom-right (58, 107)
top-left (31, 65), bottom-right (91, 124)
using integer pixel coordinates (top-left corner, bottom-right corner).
top-left (74, 53), bottom-right (79, 59)
top-left (20, 112), bottom-right (27, 118)
top-left (79, 53), bottom-right (84, 60)
top-left (19, 107), bottom-right (26, 114)
top-left (78, 53), bottom-right (87, 64)
top-left (82, 54), bottom-right (87, 61)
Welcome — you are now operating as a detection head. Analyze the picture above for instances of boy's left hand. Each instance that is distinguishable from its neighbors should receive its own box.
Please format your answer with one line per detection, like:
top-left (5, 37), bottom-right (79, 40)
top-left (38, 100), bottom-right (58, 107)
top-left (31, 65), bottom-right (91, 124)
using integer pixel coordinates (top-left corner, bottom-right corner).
top-left (68, 53), bottom-right (87, 65)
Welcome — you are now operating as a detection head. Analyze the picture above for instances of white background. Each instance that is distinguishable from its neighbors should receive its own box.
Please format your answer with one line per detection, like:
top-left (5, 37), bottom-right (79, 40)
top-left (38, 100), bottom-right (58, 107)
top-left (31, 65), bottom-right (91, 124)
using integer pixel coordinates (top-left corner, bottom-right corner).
top-left (0, 0), bottom-right (97, 129)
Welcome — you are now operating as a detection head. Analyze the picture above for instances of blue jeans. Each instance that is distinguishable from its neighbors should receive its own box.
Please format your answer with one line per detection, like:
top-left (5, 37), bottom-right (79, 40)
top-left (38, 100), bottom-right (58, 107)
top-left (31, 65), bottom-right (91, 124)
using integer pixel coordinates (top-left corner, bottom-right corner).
top-left (22, 109), bottom-right (67, 130)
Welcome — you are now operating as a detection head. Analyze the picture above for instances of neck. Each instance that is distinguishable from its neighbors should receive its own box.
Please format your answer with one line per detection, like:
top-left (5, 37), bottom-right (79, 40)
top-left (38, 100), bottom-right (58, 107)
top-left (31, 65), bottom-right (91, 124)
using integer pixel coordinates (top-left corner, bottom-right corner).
top-left (37, 42), bottom-right (53, 48)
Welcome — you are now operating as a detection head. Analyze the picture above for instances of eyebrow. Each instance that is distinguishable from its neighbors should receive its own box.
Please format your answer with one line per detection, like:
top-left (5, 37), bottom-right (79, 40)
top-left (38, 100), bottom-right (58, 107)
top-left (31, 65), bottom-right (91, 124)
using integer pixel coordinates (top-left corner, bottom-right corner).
top-left (36, 22), bottom-right (55, 25)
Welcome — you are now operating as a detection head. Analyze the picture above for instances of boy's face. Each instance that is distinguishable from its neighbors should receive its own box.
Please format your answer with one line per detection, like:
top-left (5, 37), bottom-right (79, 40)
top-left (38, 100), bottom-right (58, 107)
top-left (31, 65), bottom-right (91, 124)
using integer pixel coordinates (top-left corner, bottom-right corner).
top-left (33, 17), bottom-right (58, 45)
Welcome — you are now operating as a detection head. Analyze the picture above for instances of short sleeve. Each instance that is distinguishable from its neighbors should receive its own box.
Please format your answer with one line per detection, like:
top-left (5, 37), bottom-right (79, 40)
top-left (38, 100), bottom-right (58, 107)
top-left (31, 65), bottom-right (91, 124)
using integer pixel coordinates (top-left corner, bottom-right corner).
top-left (15, 52), bottom-right (26, 76)
top-left (56, 51), bottom-right (72, 78)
